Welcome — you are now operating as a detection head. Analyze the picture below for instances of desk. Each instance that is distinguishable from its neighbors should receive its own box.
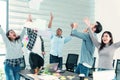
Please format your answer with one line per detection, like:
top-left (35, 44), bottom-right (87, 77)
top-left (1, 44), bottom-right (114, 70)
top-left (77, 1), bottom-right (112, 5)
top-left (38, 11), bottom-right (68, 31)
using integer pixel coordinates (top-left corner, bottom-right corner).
top-left (19, 69), bottom-right (34, 80)
top-left (19, 69), bottom-right (92, 80)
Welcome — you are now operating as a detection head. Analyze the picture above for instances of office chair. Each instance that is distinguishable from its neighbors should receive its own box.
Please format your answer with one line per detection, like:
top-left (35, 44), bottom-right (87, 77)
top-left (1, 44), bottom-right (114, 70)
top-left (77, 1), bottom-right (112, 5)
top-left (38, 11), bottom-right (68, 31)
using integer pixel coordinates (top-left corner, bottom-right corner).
top-left (113, 59), bottom-right (115, 67)
top-left (65, 53), bottom-right (79, 72)
top-left (20, 56), bottom-right (26, 70)
top-left (89, 57), bottom-right (96, 77)
top-left (115, 59), bottom-right (120, 80)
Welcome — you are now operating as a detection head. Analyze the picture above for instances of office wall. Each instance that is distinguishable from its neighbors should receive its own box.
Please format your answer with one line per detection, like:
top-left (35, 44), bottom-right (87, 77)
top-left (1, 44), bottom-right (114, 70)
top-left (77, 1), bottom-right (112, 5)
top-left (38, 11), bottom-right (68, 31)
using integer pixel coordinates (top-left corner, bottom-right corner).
top-left (9, 0), bottom-right (95, 65)
top-left (95, 0), bottom-right (120, 59)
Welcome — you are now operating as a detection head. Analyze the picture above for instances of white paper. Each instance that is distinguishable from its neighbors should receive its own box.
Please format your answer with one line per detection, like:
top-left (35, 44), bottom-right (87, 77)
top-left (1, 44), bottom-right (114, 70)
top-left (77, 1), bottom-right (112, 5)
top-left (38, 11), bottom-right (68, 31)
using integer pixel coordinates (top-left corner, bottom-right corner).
top-left (34, 19), bottom-right (47, 31)
top-left (93, 70), bottom-right (115, 80)
top-left (24, 19), bottom-right (47, 31)
top-left (27, 74), bottom-right (60, 80)
top-left (38, 74), bottom-right (60, 80)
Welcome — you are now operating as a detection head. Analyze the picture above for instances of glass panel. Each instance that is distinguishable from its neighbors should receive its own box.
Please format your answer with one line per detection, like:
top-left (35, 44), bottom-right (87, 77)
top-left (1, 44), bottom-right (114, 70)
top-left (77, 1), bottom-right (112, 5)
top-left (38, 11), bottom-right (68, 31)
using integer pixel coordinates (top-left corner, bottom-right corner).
top-left (0, 0), bottom-right (7, 54)
top-left (0, 1), bottom-right (7, 79)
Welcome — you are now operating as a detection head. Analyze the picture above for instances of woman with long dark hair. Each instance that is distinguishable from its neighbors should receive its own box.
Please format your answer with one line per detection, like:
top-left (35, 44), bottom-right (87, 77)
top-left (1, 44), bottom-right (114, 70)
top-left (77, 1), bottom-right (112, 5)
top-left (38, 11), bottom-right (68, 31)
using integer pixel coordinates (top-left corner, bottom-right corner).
top-left (0, 25), bottom-right (26, 80)
top-left (84, 18), bottom-right (120, 71)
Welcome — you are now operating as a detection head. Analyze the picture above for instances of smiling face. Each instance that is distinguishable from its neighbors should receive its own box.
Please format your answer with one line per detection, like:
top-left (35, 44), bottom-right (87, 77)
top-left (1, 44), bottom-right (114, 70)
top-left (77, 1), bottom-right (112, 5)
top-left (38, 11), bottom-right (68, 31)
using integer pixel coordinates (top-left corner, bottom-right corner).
top-left (102, 33), bottom-right (111, 44)
top-left (101, 31), bottom-right (113, 44)
top-left (7, 30), bottom-right (17, 41)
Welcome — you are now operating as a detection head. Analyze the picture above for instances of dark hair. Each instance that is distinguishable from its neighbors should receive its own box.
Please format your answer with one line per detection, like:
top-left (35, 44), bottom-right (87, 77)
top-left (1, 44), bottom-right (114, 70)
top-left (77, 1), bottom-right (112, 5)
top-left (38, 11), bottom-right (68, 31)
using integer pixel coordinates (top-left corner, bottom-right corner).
top-left (99, 31), bottom-right (113, 50)
top-left (6, 29), bottom-right (20, 41)
top-left (57, 28), bottom-right (62, 32)
top-left (95, 21), bottom-right (102, 33)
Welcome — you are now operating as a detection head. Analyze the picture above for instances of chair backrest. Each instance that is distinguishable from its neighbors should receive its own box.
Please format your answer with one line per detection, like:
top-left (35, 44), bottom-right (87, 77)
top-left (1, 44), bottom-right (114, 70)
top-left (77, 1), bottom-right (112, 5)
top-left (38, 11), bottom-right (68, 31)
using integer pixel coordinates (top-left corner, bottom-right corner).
top-left (20, 56), bottom-right (26, 70)
top-left (92, 57), bottom-right (96, 68)
top-left (89, 57), bottom-right (96, 77)
top-left (115, 59), bottom-right (120, 71)
top-left (112, 59), bottom-right (115, 67)
top-left (65, 53), bottom-right (79, 72)
top-left (115, 59), bottom-right (120, 80)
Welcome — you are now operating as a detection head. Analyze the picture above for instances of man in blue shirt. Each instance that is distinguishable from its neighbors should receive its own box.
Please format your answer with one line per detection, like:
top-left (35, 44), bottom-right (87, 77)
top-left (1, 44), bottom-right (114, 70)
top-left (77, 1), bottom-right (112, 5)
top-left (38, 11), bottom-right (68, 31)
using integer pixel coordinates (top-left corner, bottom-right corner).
top-left (71, 19), bottom-right (102, 76)
top-left (48, 13), bottom-right (72, 69)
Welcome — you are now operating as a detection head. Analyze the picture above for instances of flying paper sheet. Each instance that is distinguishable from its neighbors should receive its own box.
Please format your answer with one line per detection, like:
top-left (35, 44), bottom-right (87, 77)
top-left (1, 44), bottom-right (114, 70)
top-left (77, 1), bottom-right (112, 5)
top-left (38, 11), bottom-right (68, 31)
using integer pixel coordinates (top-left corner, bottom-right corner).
top-left (34, 19), bottom-right (47, 31)
top-left (24, 19), bottom-right (47, 31)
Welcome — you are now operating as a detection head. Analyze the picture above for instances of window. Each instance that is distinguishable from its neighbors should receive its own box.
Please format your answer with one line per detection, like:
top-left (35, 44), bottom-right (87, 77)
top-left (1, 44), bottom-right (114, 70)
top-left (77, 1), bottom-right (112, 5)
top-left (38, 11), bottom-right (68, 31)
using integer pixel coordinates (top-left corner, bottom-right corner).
top-left (0, 0), bottom-right (7, 54)
top-left (0, 0), bottom-right (7, 70)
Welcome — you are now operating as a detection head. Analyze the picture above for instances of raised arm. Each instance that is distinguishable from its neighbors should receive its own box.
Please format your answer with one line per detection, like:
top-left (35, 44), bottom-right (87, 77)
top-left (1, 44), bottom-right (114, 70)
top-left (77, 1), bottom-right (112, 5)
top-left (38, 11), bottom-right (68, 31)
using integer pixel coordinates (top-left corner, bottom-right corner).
top-left (71, 29), bottom-right (89, 40)
top-left (84, 17), bottom-right (91, 27)
top-left (0, 25), bottom-right (10, 45)
top-left (112, 41), bottom-right (120, 49)
top-left (64, 36), bottom-right (72, 44)
top-left (88, 27), bottom-right (100, 48)
top-left (84, 18), bottom-right (101, 48)
top-left (20, 27), bottom-right (26, 41)
top-left (39, 36), bottom-right (45, 52)
top-left (48, 13), bottom-right (53, 28)
top-left (71, 23), bottom-right (88, 40)
top-left (26, 14), bottom-right (33, 22)
top-left (39, 36), bottom-right (45, 57)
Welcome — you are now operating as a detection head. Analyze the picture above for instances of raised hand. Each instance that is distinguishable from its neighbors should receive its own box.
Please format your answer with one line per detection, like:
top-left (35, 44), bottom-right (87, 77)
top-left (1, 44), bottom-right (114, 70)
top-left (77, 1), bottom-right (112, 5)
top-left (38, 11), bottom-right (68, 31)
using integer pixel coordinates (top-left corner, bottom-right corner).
top-left (27, 14), bottom-right (32, 22)
top-left (71, 23), bottom-right (78, 29)
top-left (84, 17), bottom-right (91, 27)
top-left (48, 12), bottom-right (53, 28)
top-left (50, 12), bottom-right (53, 20)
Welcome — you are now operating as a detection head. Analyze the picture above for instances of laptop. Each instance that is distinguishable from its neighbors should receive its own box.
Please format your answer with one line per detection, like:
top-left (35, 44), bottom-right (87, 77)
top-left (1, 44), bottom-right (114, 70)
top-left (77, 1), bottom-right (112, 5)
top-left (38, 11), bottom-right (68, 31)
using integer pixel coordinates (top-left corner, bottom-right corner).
top-left (93, 70), bottom-right (115, 80)
top-left (44, 63), bottom-right (59, 72)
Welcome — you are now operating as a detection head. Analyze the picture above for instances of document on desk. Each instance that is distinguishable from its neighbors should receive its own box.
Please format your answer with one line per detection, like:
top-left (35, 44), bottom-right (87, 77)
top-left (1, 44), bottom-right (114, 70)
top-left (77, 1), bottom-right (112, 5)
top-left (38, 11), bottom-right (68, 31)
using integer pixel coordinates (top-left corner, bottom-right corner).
top-left (93, 70), bottom-right (115, 80)
top-left (27, 74), bottom-right (39, 80)
top-left (27, 74), bottom-right (60, 80)
top-left (38, 74), bottom-right (60, 80)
